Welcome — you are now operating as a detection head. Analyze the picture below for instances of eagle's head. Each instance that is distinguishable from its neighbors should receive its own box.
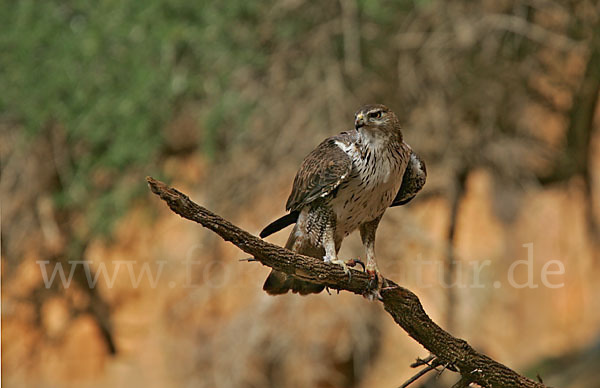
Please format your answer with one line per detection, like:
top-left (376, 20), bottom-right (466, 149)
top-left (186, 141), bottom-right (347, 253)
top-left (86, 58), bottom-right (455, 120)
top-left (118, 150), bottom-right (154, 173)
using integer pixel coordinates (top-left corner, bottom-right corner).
top-left (354, 104), bottom-right (401, 139)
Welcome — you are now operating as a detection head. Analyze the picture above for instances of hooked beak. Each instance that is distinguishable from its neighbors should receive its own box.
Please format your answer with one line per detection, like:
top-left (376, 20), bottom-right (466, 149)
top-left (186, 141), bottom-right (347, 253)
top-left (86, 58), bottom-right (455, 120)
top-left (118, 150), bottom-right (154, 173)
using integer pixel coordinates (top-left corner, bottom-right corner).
top-left (355, 113), bottom-right (365, 130)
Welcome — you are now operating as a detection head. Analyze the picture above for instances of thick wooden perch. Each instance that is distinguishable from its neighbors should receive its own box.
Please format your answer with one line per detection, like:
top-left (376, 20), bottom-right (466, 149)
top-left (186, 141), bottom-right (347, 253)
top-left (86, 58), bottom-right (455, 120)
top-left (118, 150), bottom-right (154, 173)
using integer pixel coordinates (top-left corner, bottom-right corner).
top-left (147, 177), bottom-right (546, 388)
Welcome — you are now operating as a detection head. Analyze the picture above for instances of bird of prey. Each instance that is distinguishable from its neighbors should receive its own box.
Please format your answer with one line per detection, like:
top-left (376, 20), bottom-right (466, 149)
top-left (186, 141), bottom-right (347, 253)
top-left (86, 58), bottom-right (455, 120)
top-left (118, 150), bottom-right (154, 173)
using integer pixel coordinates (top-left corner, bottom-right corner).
top-left (261, 104), bottom-right (426, 296)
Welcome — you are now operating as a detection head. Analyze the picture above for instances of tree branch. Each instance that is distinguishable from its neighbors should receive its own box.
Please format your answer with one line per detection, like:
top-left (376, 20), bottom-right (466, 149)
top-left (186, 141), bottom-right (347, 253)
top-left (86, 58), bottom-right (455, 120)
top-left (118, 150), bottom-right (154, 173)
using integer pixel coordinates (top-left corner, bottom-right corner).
top-left (146, 177), bottom-right (546, 388)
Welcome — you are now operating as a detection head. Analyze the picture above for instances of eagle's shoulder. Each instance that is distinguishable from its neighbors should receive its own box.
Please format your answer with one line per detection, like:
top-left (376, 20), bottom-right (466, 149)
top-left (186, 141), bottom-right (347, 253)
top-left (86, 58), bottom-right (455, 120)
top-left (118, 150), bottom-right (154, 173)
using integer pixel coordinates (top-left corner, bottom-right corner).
top-left (285, 132), bottom-right (355, 212)
top-left (330, 130), bottom-right (358, 147)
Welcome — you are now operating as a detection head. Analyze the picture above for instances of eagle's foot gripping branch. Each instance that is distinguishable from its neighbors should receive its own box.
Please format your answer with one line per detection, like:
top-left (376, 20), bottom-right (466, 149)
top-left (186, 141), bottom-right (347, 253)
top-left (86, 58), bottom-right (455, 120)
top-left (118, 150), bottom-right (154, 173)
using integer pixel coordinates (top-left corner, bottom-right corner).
top-left (323, 254), bottom-right (353, 283)
top-left (345, 258), bottom-right (366, 272)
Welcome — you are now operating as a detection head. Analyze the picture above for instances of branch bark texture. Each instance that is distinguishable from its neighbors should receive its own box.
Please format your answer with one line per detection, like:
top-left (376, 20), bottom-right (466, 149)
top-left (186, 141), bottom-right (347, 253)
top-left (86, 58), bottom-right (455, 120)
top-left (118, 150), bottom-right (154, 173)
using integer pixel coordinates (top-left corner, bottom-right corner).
top-left (147, 177), bottom-right (546, 388)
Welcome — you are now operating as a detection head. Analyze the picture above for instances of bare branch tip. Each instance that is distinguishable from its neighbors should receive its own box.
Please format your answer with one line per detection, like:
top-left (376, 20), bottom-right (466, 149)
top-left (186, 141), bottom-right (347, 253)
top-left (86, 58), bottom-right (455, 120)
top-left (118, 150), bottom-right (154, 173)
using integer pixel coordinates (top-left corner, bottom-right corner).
top-left (398, 363), bottom-right (438, 388)
top-left (146, 176), bottom-right (165, 195)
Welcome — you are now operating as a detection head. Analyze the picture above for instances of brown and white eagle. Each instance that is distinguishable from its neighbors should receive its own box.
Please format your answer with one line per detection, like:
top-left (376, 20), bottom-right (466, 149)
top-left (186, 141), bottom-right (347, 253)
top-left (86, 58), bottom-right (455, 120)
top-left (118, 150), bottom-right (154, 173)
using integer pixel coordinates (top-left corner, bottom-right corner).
top-left (260, 104), bottom-right (426, 296)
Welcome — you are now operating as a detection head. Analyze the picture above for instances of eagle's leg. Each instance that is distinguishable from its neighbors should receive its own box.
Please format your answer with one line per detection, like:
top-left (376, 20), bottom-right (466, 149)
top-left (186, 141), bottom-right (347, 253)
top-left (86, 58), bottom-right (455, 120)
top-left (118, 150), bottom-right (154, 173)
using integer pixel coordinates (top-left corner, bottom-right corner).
top-left (360, 217), bottom-right (384, 296)
top-left (322, 225), bottom-right (350, 277)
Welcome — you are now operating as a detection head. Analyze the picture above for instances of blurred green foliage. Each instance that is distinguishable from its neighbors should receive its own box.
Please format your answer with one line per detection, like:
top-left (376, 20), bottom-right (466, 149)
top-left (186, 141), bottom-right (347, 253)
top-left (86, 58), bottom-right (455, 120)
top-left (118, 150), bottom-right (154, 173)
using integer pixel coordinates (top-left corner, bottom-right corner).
top-left (1, 0), bottom-right (273, 235)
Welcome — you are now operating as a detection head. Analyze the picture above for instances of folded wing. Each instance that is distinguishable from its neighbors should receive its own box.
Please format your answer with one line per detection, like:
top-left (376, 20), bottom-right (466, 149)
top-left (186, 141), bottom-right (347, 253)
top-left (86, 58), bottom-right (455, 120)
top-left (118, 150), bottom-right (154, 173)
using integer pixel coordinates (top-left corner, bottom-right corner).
top-left (285, 135), bottom-right (353, 212)
top-left (390, 151), bottom-right (427, 207)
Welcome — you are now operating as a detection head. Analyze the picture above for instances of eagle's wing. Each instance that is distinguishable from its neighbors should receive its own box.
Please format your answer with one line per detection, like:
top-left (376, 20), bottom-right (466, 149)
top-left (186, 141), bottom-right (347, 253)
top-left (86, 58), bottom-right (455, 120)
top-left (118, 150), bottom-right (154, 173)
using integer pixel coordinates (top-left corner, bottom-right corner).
top-left (390, 151), bottom-right (427, 207)
top-left (286, 134), bottom-right (353, 212)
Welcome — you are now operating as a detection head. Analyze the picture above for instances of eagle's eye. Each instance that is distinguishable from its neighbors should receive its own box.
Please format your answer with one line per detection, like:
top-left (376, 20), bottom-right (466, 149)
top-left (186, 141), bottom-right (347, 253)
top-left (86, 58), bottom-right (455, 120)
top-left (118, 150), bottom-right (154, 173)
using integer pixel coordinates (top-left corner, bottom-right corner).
top-left (368, 111), bottom-right (382, 119)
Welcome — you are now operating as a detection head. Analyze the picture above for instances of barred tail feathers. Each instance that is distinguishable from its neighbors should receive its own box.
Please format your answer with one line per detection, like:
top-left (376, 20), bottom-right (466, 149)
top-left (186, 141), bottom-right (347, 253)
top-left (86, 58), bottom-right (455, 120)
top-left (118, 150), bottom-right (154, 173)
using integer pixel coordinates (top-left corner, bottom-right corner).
top-left (262, 224), bottom-right (325, 295)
